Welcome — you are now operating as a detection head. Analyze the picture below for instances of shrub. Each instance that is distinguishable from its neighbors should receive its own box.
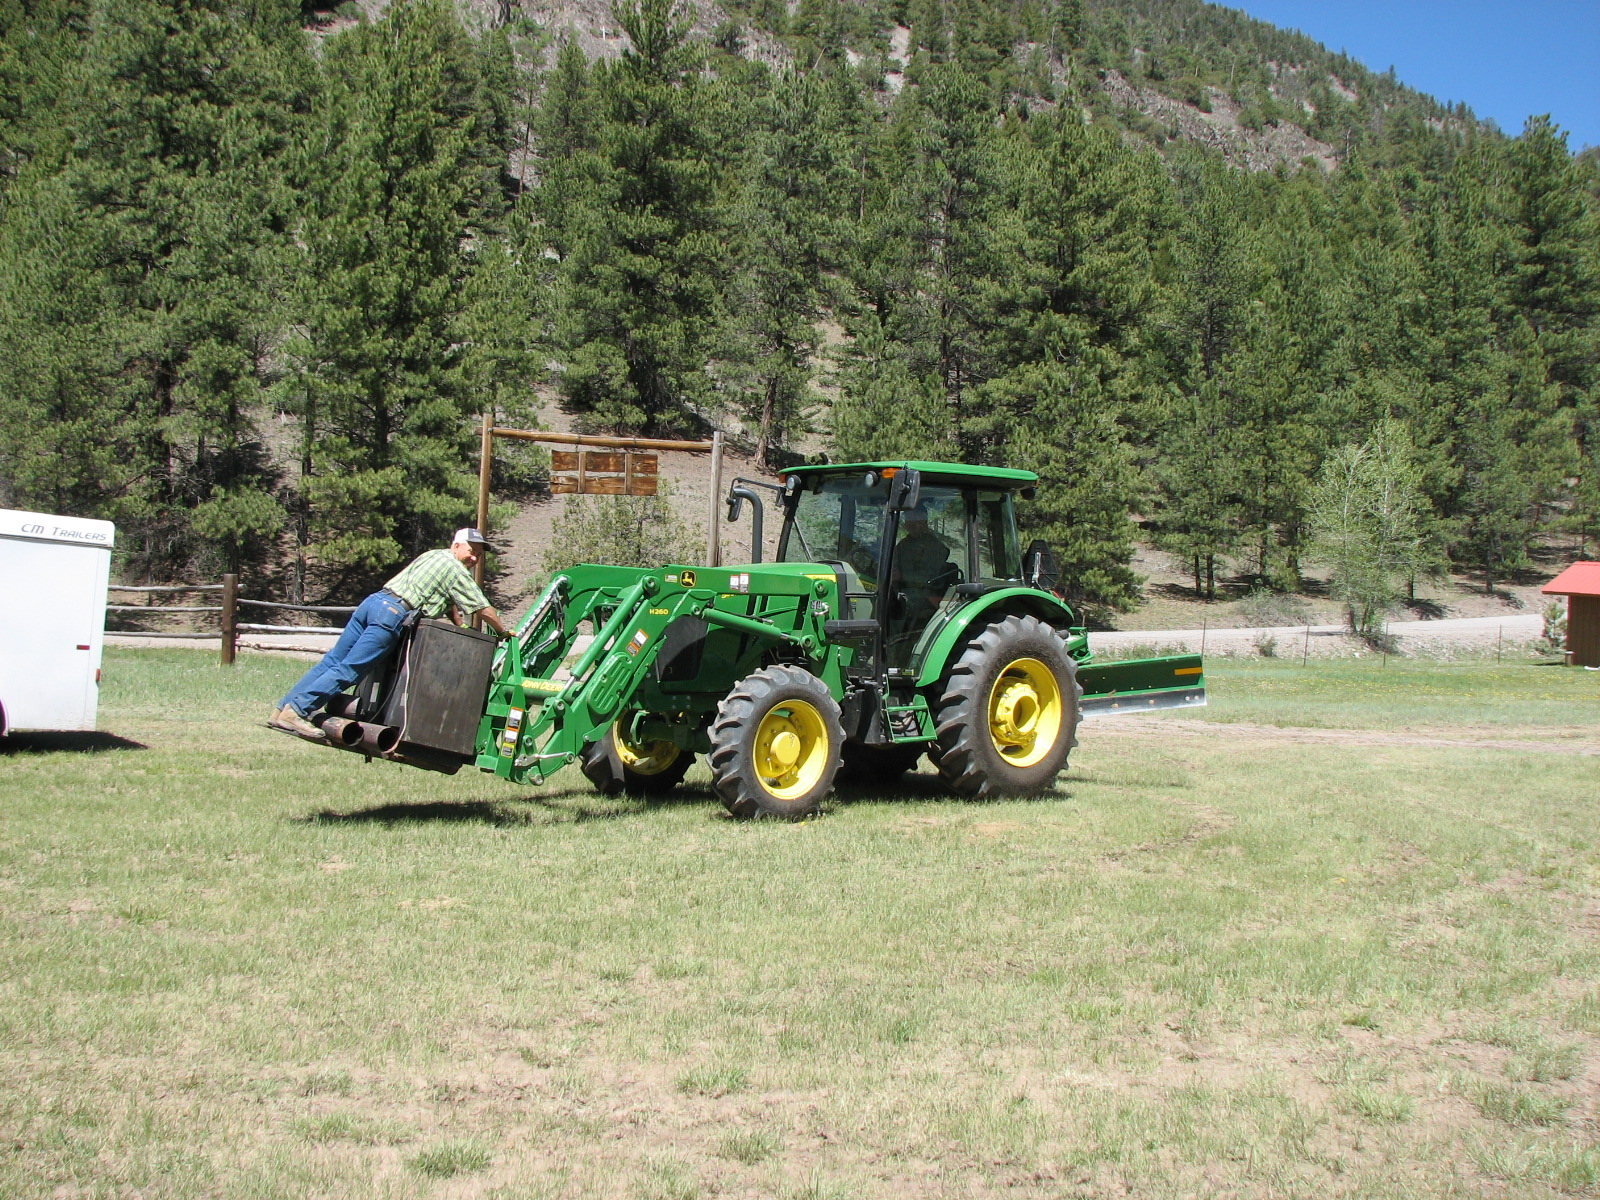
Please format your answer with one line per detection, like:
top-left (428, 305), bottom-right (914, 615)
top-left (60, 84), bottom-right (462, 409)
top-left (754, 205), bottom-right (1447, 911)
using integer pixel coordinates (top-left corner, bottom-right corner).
top-left (1540, 600), bottom-right (1567, 654)
top-left (536, 480), bottom-right (703, 586)
top-left (1239, 585), bottom-right (1311, 629)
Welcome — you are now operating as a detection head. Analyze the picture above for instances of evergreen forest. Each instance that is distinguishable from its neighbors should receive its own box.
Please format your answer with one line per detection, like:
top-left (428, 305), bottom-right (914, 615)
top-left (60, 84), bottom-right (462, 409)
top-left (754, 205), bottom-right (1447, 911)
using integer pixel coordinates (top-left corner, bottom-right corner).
top-left (2, 0), bottom-right (1596, 612)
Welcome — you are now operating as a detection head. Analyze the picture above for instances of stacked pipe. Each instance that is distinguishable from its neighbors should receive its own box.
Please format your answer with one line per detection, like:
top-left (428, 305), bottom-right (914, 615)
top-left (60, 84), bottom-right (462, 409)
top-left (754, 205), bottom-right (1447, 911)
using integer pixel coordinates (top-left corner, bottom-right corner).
top-left (310, 696), bottom-right (464, 775)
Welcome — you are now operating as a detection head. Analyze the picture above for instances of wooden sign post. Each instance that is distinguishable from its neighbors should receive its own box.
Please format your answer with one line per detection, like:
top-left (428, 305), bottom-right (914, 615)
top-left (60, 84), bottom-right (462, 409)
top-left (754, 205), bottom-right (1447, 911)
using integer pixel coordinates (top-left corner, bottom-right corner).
top-left (549, 450), bottom-right (660, 496)
top-left (472, 417), bottom-right (726, 601)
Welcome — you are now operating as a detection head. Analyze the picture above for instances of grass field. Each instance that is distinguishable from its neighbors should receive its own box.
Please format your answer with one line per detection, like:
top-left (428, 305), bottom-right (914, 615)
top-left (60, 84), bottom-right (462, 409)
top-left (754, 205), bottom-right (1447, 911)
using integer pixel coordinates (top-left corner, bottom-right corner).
top-left (2, 649), bottom-right (1598, 1199)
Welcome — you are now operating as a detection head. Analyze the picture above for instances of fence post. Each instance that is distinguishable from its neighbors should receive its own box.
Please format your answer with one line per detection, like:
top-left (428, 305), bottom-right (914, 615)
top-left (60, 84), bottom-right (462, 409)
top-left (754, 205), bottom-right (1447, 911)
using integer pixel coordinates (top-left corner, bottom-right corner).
top-left (220, 574), bottom-right (239, 666)
top-left (706, 429), bottom-right (724, 567)
top-left (474, 409), bottom-right (493, 590)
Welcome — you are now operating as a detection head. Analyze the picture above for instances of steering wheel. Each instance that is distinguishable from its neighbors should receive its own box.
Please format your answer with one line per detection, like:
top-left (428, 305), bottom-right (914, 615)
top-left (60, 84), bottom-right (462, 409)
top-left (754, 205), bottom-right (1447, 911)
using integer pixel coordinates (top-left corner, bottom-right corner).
top-left (841, 538), bottom-right (878, 581)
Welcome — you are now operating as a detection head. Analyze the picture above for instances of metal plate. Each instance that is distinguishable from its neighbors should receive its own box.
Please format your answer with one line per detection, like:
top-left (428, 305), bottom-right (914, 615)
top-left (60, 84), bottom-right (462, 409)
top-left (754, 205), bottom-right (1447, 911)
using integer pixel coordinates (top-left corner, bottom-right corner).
top-left (376, 619), bottom-right (498, 755)
top-left (1079, 688), bottom-right (1207, 719)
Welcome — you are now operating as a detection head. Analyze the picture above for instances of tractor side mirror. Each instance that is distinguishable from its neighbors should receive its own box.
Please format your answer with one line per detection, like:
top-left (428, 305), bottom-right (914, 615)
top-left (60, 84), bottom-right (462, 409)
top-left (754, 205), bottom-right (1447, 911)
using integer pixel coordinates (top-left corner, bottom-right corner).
top-left (1024, 539), bottom-right (1061, 593)
top-left (888, 468), bottom-right (922, 511)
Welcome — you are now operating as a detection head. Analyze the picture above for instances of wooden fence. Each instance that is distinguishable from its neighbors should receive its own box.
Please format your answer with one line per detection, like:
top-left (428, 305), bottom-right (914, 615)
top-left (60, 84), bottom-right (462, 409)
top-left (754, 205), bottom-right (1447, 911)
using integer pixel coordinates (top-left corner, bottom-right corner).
top-left (107, 574), bottom-right (352, 665)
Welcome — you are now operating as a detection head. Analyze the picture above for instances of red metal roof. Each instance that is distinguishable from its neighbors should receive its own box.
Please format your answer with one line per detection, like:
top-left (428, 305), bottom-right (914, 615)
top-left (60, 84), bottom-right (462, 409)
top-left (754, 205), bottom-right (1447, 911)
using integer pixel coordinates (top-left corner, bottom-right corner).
top-left (1542, 561), bottom-right (1600, 597)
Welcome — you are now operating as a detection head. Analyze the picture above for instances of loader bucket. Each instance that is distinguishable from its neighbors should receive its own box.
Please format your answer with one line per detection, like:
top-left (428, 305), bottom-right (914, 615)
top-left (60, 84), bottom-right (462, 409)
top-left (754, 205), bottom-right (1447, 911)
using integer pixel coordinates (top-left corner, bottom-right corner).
top-left (1077, 654), bottom-right (1205, 718)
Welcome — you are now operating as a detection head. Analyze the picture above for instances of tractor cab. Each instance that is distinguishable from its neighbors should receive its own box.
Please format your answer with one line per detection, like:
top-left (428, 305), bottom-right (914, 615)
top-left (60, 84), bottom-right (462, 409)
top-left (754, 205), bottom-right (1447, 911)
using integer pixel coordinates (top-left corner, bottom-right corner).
top-left (771, 461), bottom-right (1055, 677)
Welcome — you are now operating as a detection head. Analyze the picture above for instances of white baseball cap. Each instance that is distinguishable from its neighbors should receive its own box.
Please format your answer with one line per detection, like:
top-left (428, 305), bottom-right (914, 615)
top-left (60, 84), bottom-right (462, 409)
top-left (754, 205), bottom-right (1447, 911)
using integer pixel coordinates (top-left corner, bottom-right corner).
top-left (453, 528), bottom-right (495, 552)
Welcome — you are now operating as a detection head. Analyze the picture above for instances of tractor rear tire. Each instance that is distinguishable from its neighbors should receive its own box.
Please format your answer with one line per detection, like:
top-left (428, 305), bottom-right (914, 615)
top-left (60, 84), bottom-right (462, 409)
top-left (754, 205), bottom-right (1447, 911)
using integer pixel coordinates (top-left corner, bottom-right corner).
top-left (581, 715), bottom-right (695, 796)
top-left (836, 741), bottom-right (924, 783)
top-left (933, 614), bottom-right (1079, 798)
top-left (709, 665), bottom-right (843, 819)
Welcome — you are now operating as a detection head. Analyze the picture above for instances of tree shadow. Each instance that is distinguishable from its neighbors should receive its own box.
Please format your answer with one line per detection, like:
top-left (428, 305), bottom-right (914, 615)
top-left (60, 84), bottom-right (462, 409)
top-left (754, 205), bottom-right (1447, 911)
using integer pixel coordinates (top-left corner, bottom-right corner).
top-left (0, 731), bottom-right (147, 755)
top-left (1402, 597), bottom-right (1449, 619)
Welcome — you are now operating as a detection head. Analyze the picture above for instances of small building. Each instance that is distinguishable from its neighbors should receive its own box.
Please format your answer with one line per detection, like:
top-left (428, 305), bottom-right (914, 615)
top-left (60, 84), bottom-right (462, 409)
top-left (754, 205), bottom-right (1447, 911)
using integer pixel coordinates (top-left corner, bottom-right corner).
top-left (1542, 561), bottom-right (1600, 667)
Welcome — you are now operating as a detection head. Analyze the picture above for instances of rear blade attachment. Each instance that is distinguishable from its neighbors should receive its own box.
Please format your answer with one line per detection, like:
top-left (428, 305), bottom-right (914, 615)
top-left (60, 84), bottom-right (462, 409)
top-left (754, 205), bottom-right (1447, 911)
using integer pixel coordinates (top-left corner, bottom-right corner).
top-left (1076, 653), bottom-right (1206, 719)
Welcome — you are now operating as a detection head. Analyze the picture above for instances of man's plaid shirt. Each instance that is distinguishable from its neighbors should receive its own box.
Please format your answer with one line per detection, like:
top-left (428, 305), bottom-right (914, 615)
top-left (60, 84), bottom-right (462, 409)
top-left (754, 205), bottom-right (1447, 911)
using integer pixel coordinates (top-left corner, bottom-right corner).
top-left (384, 549), bottom-right (490, 619)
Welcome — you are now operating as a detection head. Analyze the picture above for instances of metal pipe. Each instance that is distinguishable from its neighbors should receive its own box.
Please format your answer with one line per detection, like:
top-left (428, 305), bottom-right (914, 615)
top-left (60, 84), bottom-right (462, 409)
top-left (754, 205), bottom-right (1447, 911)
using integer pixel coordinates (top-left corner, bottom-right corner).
top-left (322, 694), bottom-right (361, 718)
top-left (317, 716), bottom-right (366, 748)
top-left (727, 486), bottom-right (764, 563)
top-left (699, 604), bottom-right (798, 645)
top-left (354, 721), bottom-right (401, 756)
top-left (565, 579), bottom-right (649, 685)
top-left (317, 717), bottom-right (400, 756)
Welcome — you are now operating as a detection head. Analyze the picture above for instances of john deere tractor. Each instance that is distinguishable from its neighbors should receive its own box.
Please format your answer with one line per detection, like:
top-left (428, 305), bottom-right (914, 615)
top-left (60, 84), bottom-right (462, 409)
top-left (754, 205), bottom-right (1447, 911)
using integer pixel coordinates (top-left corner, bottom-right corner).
top-left (309, 461), bottom-right (1204, 818)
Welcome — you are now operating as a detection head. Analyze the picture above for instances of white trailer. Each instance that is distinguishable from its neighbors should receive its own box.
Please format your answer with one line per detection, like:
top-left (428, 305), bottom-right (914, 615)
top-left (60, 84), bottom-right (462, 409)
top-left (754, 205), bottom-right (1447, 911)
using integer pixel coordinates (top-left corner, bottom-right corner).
top-left (0, 508), bottom-right (116, 735)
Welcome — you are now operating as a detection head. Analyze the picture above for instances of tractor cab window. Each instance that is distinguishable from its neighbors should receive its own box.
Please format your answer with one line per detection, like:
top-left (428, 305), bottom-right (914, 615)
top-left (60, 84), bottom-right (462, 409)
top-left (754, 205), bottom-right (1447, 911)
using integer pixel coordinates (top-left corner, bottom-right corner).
top-left (975, 491), bottom-right (1021, 583)
top-left (887, 486), bottom-right (966, 666)
top-left (779, 474), bottom-right (888, 593)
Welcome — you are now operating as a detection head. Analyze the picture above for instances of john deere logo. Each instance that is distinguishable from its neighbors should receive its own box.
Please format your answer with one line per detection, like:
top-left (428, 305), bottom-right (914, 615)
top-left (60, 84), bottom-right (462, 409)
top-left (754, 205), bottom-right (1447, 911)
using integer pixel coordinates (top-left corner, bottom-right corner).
top-left (680, 569), bottom-right (696, 587)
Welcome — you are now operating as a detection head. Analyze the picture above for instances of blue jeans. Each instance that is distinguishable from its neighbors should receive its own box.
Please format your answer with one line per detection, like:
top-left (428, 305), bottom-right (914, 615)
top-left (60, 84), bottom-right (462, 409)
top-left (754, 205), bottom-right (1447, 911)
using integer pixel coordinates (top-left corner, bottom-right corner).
top-left (279, 591), bottom-right (410, 717)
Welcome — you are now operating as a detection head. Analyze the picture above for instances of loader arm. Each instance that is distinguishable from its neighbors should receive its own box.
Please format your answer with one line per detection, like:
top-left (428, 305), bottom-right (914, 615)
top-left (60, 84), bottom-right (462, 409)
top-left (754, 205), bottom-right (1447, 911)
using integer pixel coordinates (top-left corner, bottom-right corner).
top-left (475, 565), bottom-right (843, 785)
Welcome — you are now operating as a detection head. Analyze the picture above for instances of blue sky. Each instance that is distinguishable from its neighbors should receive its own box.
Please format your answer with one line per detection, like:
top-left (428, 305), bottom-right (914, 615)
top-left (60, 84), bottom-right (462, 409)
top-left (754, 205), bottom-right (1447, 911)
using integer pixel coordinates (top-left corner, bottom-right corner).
top-left (1229, 1), bottom-right (1600, 151)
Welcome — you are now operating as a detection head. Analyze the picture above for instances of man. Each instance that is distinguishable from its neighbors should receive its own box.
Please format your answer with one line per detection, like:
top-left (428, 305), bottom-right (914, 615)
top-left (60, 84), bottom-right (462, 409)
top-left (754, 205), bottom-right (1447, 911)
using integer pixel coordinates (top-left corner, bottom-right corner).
top-left (269, 529), bottom-right (509, 740)
top-left (893, 504), bottom-right (960, 609)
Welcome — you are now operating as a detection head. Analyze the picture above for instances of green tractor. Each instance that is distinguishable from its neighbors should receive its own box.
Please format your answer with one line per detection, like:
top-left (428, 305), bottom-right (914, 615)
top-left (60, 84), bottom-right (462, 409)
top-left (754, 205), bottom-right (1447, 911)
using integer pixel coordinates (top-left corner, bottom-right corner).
top-left (314, 461), bottom-right (1204, 818)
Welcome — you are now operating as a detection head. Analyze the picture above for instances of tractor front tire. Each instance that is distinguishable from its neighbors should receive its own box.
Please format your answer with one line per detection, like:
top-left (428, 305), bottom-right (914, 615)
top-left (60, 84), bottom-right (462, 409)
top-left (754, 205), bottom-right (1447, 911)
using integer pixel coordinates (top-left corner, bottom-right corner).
top-left (710, 666), bottom-right (843, 819)
top-left (933, 614), bottom-right (1079, 798)
top-left (581, 715), bottom-right (695, 796)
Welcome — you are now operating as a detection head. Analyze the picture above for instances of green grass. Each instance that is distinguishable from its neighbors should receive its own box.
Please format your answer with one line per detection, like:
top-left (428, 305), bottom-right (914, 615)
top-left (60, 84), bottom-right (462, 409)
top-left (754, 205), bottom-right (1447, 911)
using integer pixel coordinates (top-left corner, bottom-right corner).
top-left (1197, 655), bottom-right (1600, 732)
top-left (404, 1138), bottom-right (493, 1177)
top-left (1, 649), bottom-right (1596, 1198)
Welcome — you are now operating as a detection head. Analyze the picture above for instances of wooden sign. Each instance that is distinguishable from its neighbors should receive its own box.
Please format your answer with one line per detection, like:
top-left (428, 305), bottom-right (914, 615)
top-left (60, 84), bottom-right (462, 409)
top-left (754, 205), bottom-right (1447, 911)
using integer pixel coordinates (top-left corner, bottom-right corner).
top-left (550, 450), bottom-right (659, 496)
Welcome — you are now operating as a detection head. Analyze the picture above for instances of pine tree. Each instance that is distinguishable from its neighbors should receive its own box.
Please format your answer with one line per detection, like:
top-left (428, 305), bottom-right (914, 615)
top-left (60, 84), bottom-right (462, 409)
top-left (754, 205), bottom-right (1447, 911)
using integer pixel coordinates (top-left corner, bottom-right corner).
top-left (832, 317), bottom-right (961, 462)
top-left (551, 0), bottom-right (723, 434)
top-left (1504, 117), bottom-right (1600, 550)
top-left (0, 0), bottom-right (311, 575)
top-left (0, 0), bottom-right (85, 197)
top-left (723, 71), bottom-right (847, 468)
top-left (971, 109), bottom-right (1164, 610)
top-left (290, 0), bottom-right (492, 578)
top-left (1145, 152), bottom-right (1262, 597)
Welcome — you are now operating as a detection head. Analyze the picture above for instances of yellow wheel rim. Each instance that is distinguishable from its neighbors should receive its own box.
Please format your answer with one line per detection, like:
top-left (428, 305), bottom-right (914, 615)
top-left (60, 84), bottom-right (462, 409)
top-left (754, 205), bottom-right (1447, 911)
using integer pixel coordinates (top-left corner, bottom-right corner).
top-left (613, 715), bottom-right (682, 777)
top-left (753, 700), bottom-right (831, 800)
top-left (986, 657), bottom-right (1063, 769)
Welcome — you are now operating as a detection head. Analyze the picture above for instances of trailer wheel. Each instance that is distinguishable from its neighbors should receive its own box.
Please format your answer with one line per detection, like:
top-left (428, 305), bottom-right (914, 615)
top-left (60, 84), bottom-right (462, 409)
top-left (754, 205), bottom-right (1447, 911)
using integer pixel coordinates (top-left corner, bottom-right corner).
top-left (581, 714), bottom-right (695, 796)
top-left (710, 666), bottom-right (843, 819)
top-left (933, 614), bottom-right (1079, 797)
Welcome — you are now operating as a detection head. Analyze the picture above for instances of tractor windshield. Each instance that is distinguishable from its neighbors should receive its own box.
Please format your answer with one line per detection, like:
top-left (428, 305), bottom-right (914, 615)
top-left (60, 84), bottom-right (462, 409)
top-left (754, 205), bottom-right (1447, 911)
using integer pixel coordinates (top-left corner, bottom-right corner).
top-left (778, 474), bottom-right (889, 590)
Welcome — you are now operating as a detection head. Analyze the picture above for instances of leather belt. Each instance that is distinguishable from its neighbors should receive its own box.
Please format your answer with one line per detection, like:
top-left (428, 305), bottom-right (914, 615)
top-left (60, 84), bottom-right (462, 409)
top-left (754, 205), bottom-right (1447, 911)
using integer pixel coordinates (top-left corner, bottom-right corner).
top-left (379, 589), bottom-right (413, 611)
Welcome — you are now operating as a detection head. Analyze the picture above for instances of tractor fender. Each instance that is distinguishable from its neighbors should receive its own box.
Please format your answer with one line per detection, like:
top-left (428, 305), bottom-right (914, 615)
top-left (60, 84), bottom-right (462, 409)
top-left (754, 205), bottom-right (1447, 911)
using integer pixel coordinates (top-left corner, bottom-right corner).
top-left (913, 588), bottom-right (1077, 688)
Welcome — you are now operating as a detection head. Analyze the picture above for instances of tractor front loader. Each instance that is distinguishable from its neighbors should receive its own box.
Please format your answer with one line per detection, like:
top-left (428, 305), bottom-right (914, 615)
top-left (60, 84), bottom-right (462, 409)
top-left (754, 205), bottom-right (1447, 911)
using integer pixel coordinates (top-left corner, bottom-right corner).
top-left (307, 461), bottom-right (1205, 818)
